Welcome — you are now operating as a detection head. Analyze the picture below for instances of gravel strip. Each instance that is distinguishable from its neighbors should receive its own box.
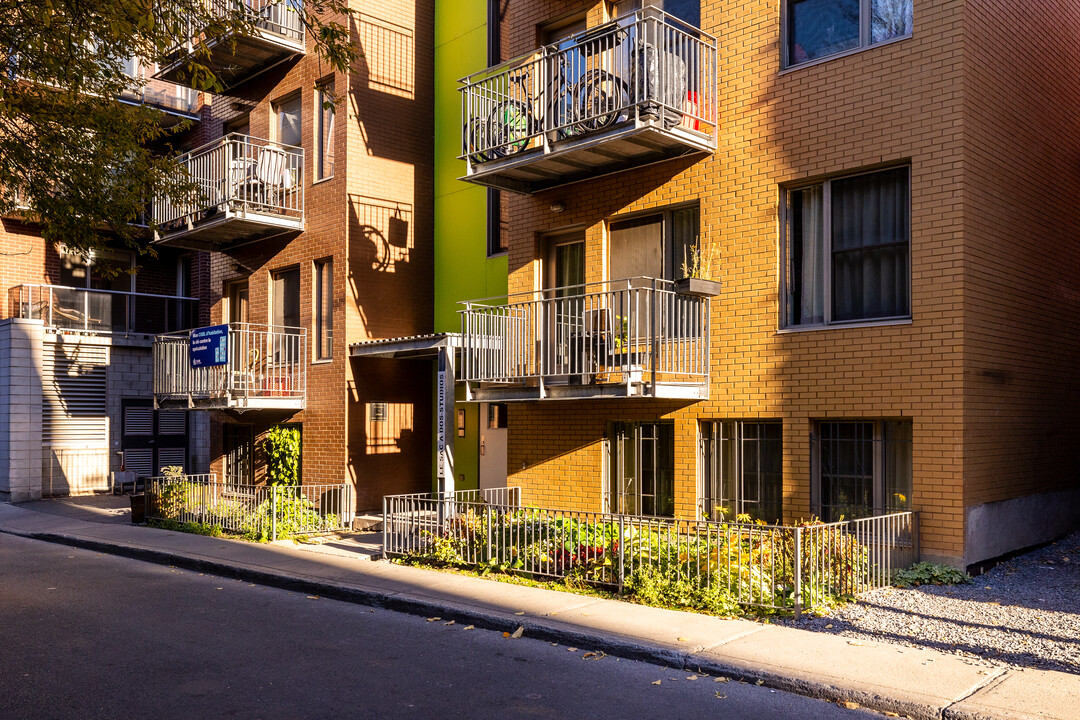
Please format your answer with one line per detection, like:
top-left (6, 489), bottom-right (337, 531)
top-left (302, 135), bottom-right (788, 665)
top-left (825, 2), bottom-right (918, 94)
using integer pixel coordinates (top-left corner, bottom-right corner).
top-left (782, 532), bottom-right (1080, 675)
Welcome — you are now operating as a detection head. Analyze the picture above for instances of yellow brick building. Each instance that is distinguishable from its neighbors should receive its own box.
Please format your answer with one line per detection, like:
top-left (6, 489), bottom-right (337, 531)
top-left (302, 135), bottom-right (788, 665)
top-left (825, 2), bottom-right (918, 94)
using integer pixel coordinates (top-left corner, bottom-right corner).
top-left (455, 0), bottom-right (1080, 568)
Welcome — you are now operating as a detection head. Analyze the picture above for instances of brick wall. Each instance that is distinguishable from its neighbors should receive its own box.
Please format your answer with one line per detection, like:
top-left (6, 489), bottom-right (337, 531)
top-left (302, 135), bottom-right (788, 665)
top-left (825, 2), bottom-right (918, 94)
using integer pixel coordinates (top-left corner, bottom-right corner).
top-left (498, 0), bottom-right (974, 561)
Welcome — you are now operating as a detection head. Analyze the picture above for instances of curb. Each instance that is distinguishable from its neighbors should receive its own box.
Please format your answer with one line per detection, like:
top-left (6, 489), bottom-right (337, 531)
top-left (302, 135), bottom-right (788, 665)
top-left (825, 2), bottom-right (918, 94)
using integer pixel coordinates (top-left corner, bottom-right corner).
top-left (4, 526), bottom-right (956, 720)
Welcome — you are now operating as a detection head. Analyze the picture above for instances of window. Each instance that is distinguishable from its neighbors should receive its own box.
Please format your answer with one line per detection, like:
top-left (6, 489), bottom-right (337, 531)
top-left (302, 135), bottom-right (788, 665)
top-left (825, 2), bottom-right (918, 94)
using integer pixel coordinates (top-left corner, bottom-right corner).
top-left (272, 268), bottom-right (301, 363)
top-left (487, 403), bottom-right (507, 429)
top-left (785, 0), bottom-right (912, 68)
top-left (609, 204), bottom-right (699, 284)
top-left (606, 421), bottom-right (675, 517)
top-left (275, 95), bottom-right (302, 147)
top-left (700, 421), bottom-right (783, 524)
top-left (314, 258), bottom-right (333, 360)
top-left (227, 279), bottom-right (249, 325)
top-left (614, 0), bottom-right (700, 26)
top-left (783, 166), bottom-right (909, 328)
top-left (316, 82), bottom-right (335, 180)
top-left (812, 419), bottom-right (912, 522)
top-left (486, 188), bottom-right (507, 256)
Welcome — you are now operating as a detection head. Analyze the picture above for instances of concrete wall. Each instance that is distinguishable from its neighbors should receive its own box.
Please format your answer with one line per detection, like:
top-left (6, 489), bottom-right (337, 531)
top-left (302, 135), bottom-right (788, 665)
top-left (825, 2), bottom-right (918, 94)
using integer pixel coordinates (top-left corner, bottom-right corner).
top-left (0, 319), bottom-right (43, 502)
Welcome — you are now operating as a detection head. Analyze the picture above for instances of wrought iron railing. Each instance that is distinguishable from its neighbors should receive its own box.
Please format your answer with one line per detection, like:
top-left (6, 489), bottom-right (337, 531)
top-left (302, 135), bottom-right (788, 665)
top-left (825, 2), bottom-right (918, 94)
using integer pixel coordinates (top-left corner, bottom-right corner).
top-left (146, 474), bottom-right (353, 539)
top-left (460, 6), bottom-right (717, 165)
top-left (383, 489), bottom-right (918, 616)
top-left (153, 323), bottom-right (306, 406)
top-left (459, 277), bottom-right (709, 385)
top-left (8, 284), bottom-right (197, 335)
top-left (152, 133), bottom-right (304, 231)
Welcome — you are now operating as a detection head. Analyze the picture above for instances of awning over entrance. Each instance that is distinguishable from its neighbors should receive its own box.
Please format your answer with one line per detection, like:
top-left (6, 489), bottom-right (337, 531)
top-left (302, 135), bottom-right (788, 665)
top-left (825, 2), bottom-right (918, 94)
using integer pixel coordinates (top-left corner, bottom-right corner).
top-left (349, 333), bottom-right (462, 494)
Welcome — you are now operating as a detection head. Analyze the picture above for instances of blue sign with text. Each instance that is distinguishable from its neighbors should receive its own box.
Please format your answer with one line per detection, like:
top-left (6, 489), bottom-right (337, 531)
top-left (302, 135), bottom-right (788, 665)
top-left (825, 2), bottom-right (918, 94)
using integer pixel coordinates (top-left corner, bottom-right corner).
top-left (190, 325), bottom-right (229, 368)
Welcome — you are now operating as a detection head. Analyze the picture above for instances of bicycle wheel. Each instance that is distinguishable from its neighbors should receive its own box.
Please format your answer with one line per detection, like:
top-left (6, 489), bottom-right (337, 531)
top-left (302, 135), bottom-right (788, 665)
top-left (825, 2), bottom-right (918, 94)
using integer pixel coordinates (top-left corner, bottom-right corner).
top-left (464, 116), bottom-right (489, 164)
top-left (487, 100), bottom-right (535, 158)
top-left (575, 69), bottom-right (630, 133)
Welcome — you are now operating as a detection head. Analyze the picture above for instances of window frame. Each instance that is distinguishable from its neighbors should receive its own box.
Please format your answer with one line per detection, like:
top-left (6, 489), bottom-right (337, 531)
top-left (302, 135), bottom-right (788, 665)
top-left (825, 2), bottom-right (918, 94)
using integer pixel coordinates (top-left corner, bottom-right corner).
top-left (810, 418), bottom-right (913, 521)
top-left (782, 0), bottom-right (913, 70)
top-left (315, 81), bottom-right (335, 181)
top-left (272, 93), bottom-right (303, 148)
top-left (313, 257), bottom-right (333, 361)
top-left (606, 201), bottom-right (700, 284)
top-left (603, 420), bottom-right (676, 518)
top-left (698, 420), bottom-right (784, 524)
top-left (779, 165), bottom-right (911, 330)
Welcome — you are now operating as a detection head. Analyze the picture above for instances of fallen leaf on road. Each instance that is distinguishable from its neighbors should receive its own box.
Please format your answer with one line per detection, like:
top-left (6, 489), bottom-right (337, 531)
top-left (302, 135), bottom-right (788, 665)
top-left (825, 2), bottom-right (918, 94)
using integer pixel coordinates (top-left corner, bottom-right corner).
top-left (847, 641), bottom-right (863, 646)
top-left (567, 647), bottom-right (577, 652)
top-left (515, 611), bottom-right (525, 616)
top-left (582, 652), bottom-right (597, 659)
top-left (755, 679), bottom-right (765, 686)
top-left (502, 632), bottom-right (510, 638)
top-left (427, 617), bottom-right (440, 622)
top-left (677, 637), bottom-right (689, 642)
top-left (651, 680), bottom-right (662, 686)
top-left (307, 596), bottom-right (319, 600)
top-left (839, 701), bottom-right (860, 710)
top-left (715, 692), bottom-right (727, 699)
top-left (714, 677), bottom-right (729, 683)
top-left (463, 625), bottom-right (474, 630)
top-left (883, 712), bottom-right (899, 717)
top-left (443, 620), bottom-right (455, 626)
top-left (825, 624), bottom-right (834, 629)
top-left (686, 675), bottom-right (698, 681)
top-left (511, 626), bottom-right (524, 639)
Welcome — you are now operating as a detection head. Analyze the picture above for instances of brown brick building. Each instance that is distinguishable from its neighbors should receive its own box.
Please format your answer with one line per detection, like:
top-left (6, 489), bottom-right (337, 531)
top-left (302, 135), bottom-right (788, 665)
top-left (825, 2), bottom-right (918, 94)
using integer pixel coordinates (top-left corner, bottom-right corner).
top-left (150, 0), bottom-right (437, 509)
top-left (454, 0), bottom-right (1080, 568)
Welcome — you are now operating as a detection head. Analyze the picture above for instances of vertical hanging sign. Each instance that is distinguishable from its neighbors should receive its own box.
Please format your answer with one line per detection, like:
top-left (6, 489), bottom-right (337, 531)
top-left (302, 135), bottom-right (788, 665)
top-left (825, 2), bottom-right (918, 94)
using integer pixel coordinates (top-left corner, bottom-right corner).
top-left (436, 351), bottom-right (447, 480)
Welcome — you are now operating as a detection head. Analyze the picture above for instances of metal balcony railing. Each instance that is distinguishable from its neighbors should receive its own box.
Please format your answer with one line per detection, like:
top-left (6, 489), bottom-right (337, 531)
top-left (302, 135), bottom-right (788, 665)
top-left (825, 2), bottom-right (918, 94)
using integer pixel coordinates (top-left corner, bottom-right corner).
top-left (152, 133), bottom-right (304, 243)
top-left (8, 284), bottom-right (197, 335)
top-left (153, 323), bottom-right (306, 410)
top-left (159, 0), bottom-right (305, 89)
top-left (119, 58), bottom-right (202, 118)
top-left (460, 277), bottom-right (709, 396)
top-left (459, 7), bottom-right (716, 191)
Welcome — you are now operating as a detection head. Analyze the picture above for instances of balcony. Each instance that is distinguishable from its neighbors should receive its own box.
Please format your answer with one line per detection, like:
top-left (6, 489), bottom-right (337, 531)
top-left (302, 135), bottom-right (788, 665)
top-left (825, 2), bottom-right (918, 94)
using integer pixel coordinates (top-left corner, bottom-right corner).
top-left (156, 0), bottom-right (306, 91)
top-left (154, 323), bottom-right (306, 411)
top-left (459, 7), bottom-right (717, 194)
top-left (8, 284), bottom-right (197, 339)
top-left (119, 58), bottom-right (203, 126)
top-left (459, 278), bottom-right (710, 401)
top-left (152, 133), bottom-right (304, 250)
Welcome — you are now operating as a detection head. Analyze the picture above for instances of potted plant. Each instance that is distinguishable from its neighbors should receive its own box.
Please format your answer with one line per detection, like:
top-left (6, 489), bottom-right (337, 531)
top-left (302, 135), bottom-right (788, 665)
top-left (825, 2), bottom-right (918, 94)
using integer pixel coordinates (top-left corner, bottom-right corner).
top-left (675, 242), bottom-right (721, 297)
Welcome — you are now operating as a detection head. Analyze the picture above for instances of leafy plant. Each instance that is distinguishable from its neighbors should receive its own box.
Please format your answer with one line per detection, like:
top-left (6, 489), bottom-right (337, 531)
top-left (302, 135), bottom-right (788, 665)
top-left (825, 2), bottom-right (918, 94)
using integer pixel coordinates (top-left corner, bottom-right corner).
top-left (240, 487), bottom-right (335, 542)
top-left (263, 425), bottom-right (301, 486)
top-left (893, 561), bottom-right (970, 588)
top-left (147, 518), bottom-right (223, 537)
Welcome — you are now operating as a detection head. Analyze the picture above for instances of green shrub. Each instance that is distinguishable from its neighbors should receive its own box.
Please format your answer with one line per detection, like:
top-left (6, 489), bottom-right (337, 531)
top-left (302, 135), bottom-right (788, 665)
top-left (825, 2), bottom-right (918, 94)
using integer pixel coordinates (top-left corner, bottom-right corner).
top-left (893, 561), bottom-right (970, 588)
top-left (240, 487), bottom-right (337, 542)
top-left (263, 426), bottom-right (301, 486)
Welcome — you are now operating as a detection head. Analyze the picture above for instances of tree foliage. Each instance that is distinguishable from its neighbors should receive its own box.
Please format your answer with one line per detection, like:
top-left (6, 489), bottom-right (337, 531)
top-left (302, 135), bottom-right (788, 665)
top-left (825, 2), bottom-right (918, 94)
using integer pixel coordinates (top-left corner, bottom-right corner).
top-left (0, 0), bottom-right (355, 259)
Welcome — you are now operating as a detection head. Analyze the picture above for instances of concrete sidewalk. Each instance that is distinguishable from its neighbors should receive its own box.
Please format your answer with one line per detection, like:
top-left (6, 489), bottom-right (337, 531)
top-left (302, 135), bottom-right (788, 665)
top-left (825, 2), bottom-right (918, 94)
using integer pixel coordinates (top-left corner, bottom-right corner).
top-left (0, 501), bottom-right (1072, 720)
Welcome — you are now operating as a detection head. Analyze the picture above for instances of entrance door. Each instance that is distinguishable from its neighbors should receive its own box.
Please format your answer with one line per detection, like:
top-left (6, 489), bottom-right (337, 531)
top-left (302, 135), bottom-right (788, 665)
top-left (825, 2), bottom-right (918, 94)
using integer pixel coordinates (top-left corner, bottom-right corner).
top-left (544, 232), bottom-right (585, 375)
top-left (478, 402), bottom-right (508, 490)
top-left (227, 279), bottom-right (249, 324)
top-left (121, 399), bottom-right (189, 477)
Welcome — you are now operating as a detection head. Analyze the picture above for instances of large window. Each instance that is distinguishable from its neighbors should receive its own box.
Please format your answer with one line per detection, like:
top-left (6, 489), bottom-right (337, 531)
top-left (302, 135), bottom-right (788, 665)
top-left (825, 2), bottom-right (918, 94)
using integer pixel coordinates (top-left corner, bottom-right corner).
top-left (785, 0), bottom-right (912, 68)
top-left (614, 0), bottom-right (700, 26)
top-left (275, 95), bottom-right (302, 147)
top-left (609, 204), bottom-right (699, 284)
top-left (606, 421), bottom-right (675, 517)
top-left (316, 82), bottom-right (335, 180)
top-left (700, 421), bottom-right (783, 524)
top-left (314, 258), bottom-right (333, 360)
top-left (783, 166), bottom-right (909, 328)
top-left (272, 267), bottom-right (301, 330)
top-left (812, 419), bottom-right (912, 522)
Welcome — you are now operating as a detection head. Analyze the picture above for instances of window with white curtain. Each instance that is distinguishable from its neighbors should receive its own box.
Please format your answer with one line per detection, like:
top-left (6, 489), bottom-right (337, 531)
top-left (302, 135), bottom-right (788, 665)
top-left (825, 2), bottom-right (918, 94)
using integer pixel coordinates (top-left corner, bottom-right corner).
top-left (782, 166), bottom-right (910, 328)
top-left (784, 0), bottom-right (912, 68)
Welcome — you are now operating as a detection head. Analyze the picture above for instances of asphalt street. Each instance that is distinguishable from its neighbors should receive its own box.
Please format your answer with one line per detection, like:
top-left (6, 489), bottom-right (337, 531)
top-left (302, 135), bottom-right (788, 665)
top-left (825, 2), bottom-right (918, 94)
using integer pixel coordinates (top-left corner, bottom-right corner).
top-left (0, 532), bottom-right (880, 719)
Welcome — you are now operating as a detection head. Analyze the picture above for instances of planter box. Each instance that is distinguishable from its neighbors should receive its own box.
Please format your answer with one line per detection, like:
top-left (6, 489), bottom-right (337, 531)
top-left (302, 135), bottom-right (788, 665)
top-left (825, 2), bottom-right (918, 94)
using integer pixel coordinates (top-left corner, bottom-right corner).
top-left (674, 277), bottom-right (721, 297)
